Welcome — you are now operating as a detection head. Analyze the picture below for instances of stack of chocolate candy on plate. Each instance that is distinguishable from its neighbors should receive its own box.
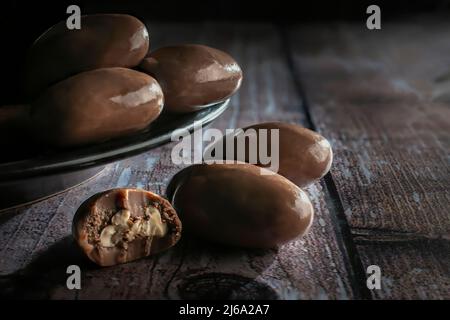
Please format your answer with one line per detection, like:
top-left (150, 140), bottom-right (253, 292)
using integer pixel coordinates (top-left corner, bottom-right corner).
top-left (1, 14), bottom-right (243, 148)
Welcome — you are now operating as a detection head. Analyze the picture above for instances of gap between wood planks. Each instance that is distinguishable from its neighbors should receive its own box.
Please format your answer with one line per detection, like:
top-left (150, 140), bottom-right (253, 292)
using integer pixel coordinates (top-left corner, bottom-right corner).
top-left (277, 24), bottom-right (373, 300)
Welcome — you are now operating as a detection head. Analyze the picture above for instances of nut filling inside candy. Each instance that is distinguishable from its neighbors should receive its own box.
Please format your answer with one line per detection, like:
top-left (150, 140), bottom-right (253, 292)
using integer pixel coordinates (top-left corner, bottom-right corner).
top-left (99, 205), bottom-right (168, 248)
top-left (73, 188), bottom-right (182, 266)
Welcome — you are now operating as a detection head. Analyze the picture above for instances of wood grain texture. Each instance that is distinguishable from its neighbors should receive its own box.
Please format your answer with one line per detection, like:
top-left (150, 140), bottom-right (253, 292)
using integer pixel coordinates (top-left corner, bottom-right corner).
top-left (289, 21), bottom-right (450, 235)
top-left (0, 23), bottom-right (356, 299)
top-left (289, 19), bottom-right (450, 299)
top-left (355, 240), bottom-right (450, 300)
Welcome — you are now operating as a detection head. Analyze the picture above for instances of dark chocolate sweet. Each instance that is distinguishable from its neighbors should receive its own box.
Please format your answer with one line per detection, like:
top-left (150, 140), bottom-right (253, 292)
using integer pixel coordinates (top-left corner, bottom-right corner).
top-left (167, 163), bottom-right (313, 249)
top-left (0, 104), bottom-right (31, 143)
top-left (139, 44), bottom-right (242, 113)
top-left (205, 122), bottom-right (333, 187)
top-left (73, 188), bottom-right (182, 267)
top-left (25, 14), bottom-right (150, 97)
top-left (31, 67), bottom-right (163, 147)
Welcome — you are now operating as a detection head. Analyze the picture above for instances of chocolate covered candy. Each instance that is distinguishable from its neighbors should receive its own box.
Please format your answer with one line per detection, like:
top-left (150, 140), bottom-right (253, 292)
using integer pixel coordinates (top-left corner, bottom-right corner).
top-left (25, 14), bottom-right (149, 97)
top-left (167, 163), bottom-right (313, 249)
top-left (0, 104), bottom-right (31, 143)
top-left (206, 122), bottom-right (333, 187)
top-left (31, 67), bottom-right (163, 147)
top-left (139, 44), bottom-right (242, 113)
top-left (73, 188), bottom-right (182, 267)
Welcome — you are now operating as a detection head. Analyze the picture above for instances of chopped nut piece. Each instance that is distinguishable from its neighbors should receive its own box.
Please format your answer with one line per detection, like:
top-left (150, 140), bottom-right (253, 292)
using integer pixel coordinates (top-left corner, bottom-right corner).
top-left (111, 209), bottom-right (131, 227)
top-left (140, 220), bottom-right (152, 236)
top-left (146, 206), bottom-right (160, 216)
top-left (149, 207), bottom-right (168, 237)
top-left (131, 220), bottom-right (142, 234)
top-left (98, 206), bottom-right (168, 248)
top-left (99, 225), bottom-right (118, 247)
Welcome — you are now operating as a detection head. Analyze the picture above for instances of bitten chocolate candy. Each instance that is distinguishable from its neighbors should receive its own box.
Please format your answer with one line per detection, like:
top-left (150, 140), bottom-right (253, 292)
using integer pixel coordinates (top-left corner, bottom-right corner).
top-left (167, 163), bottom-right (313, 248)
top-left (73, 188), bottom-right (182, 267)
top-left (31, 67), bottom-right (163, 147)
top-left (25, 14), bottom-right (149, 97)
top-left (139, 44), bottom-right (242, 113)
top-left (207, 122), bottom-right (333, 187)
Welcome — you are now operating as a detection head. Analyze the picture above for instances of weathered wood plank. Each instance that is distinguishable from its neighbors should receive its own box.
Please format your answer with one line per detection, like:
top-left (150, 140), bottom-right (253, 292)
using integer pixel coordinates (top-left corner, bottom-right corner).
top-left (0, 23), bottom-right (356, 299)
top-left (355, 240), bottom-right (450, 300)
top-left (289, 20), bottom-right (450, 299)
top-left (290, 21), bottom-right (450, 235)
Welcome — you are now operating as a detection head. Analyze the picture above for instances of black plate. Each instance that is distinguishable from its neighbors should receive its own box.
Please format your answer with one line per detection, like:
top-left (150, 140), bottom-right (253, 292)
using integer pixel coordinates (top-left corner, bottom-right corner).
top-left (0, 99), bottom-right (230, 181)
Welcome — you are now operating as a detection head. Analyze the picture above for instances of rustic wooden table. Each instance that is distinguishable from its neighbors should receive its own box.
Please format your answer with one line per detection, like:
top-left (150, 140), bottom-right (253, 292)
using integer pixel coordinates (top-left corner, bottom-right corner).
top-left (1, 18), bottom-right (449, 299)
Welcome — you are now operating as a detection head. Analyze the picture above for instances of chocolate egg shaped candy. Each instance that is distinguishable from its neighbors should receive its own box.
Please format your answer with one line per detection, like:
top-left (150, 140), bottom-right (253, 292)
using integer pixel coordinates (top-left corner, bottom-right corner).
top-left (205, 122), bottom-right (333, 187)
top-left (31, 67), bottom-right (163, 147)
top-left (140, 44), bottom-right (242, 113)
top-left (167, 163), bottom-right (313, 249)
top-left (25, 14), bottom-right (150, 97)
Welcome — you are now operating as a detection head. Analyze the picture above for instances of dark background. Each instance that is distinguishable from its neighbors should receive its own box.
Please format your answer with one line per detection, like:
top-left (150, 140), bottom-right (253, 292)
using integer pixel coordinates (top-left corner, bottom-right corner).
top-left (1, 0), bottom-right (449, 103)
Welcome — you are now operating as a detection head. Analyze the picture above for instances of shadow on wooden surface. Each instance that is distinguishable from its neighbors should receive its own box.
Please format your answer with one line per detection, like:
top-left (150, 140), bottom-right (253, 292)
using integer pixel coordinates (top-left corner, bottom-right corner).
top-left (0, 236), bottom-right (88, 299)
top-left (0, 234), bottom-right (278, 299)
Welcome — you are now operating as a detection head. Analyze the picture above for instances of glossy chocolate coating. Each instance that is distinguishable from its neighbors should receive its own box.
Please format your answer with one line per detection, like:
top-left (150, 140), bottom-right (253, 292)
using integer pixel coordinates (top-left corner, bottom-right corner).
top-left (25, 14), bottom-right (149, 97)
top-left (167, 163), bottom-right (313, 248)
top-left (31, 67), bottom-right (163, 147)
top-left (73, 188), bottom-right (182, 267)
top-left (207, 122), bottom-right (333, 187)
top-left (139, 44), bottom-right (242, 113)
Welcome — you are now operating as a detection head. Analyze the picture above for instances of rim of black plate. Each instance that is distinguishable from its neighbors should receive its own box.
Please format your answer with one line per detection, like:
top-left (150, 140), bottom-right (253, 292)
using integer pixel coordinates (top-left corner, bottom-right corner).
top-left (0, 99), bottom-right (230, 182)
